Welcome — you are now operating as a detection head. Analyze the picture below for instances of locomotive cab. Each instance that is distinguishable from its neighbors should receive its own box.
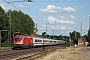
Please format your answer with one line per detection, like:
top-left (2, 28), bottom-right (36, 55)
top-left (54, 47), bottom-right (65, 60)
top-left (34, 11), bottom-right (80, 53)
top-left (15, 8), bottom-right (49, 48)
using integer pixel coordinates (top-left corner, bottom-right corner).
top-left (13, 34), bottom-right (33, 49)
top-left (13, 35), bottom-right (24, 49)
top-left (15, 37), bottom-right (22, 42)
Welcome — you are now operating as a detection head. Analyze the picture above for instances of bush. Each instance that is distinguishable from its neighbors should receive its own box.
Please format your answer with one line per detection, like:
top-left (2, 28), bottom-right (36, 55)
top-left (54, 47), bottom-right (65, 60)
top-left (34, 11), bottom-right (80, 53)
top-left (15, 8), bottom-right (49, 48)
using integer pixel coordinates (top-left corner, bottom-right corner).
top-left (2, 40), bottom-right (10, 47)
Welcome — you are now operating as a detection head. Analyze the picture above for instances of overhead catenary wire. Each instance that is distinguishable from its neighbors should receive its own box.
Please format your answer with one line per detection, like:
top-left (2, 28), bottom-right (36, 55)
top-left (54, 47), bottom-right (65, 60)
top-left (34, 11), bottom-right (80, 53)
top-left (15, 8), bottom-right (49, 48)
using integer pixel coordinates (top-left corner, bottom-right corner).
top-left (3, 0), bottom-right (20, 10)
top-left (21, 2), bottom-right (43, 20)
top-left (34, 0), bottom-right (90, 2)
top-left (3, 0), bottom-right (43, 23)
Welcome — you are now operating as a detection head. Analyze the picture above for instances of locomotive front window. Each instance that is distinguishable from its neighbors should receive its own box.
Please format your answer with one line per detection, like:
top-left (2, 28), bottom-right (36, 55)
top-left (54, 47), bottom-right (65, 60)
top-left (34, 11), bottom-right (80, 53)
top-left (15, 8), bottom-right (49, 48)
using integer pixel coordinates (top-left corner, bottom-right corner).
top-left (15, 37), bottom-right (22, 41)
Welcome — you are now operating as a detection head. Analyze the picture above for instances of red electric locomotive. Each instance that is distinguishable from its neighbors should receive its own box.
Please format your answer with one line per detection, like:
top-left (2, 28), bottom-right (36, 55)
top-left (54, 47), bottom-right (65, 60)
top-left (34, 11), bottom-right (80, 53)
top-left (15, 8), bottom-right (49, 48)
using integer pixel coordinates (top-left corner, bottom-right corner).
top-left (13, 34), bottom-right (33, 49)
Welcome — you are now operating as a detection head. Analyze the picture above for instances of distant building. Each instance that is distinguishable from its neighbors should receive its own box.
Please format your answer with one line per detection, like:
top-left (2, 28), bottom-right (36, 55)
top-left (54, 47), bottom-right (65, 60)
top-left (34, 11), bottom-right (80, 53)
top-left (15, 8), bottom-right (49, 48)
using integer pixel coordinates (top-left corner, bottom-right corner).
top-left (31, 32), bottom-right (37, 37)
top-left (78, 38), bottom-right (87, 46)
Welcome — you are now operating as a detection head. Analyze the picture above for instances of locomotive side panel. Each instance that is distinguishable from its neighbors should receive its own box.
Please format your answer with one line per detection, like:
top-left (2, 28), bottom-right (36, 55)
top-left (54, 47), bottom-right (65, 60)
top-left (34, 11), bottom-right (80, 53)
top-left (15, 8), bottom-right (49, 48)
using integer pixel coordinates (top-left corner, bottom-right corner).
top-left (25, 36), bottom-right (33, 48)
top-left (13, 34), bottom-right (33, 49)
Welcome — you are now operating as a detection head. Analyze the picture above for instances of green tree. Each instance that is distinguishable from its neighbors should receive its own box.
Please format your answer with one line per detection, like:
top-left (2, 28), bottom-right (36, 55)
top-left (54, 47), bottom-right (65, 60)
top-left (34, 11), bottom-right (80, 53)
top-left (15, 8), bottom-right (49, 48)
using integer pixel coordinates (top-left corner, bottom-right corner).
top-left (70, 31), bottom-right (80, 41)
top-left (6, 10), bottom-right (35, 35)
top-left (0, 6), bottom-right (9, 45)
top-left (59, 35), bottom-right (64, 40)
top-left (69, 31), bottom-right (80, 45)
top-left (0, 6), bottom-right (9, 30)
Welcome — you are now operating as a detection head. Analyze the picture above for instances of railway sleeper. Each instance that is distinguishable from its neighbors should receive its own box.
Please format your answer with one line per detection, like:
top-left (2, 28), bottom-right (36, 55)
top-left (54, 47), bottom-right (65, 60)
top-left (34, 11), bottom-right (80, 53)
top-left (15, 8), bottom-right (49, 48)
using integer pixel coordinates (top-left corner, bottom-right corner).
top-left (12, 49), bottom-right (55, 60)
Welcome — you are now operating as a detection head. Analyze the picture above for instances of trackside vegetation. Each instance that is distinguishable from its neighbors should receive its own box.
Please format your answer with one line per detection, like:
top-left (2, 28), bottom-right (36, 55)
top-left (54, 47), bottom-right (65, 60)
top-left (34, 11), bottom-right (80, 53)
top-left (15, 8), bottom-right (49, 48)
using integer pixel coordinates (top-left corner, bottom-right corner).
top-left (0, 6), bottom-right (35, 47)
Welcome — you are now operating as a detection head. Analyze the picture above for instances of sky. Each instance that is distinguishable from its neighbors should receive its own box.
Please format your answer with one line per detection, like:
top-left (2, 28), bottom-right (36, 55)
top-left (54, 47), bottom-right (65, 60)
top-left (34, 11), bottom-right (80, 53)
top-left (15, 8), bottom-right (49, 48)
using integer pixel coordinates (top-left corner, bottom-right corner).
top-left (0, 0), bottom-right (90, 36)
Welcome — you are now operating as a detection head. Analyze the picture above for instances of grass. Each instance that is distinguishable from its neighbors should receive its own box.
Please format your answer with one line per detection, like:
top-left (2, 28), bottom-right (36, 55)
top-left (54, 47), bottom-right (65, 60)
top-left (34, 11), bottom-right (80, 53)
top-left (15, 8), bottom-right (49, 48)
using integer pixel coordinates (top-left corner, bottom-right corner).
top-left (37, 46), bottom-right (85, 60)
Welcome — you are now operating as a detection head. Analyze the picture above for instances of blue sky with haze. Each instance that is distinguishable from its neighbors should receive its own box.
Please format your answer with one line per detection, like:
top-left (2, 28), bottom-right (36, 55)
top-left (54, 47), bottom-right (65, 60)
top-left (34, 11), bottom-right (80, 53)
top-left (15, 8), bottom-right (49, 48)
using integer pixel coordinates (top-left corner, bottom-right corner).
top-left (0, 0), bottom-right (90, 36)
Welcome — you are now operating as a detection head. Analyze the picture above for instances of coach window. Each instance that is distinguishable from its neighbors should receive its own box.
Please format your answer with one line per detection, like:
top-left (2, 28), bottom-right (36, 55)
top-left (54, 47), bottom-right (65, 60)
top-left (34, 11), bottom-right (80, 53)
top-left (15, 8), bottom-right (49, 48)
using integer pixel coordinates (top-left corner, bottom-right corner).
top-left (43, 40), bottom-right (45, 42)
top-left (37, 39), bottom-right (39, 42)
top-left (35, 39), bottom-right (38, 42)
top-left (39, 40), bottom-right (41, 42)
top-left (39, 40), bottom-right (42, 42)
top-left (38, 40), bottom-right (39, 42)
top-left (50, 41), bottom-right (52, 42)
top-left (54, 41), bottom-right (56, 43)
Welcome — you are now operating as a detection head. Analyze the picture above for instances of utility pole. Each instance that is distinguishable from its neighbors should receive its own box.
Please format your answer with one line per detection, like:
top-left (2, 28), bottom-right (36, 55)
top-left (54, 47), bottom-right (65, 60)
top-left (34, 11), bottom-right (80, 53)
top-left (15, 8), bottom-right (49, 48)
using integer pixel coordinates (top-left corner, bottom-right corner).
top-left (0, 30), bottom-right (1, 47)
top-left (80, 22), bottom-right (82, 40)
top-left (75, 28), bottom-right (76, 39)
top-left (46, 27), bottom-right (47, 34)
top-left (89, 15), bottom-right (90, 29)
top-left (35, 23), bottom-right (38, 33)
top-left (53, 30), bottom-right (54, 39)
top-left (46, 27), bottom-right (47, 38)
top-left (9, 10), bottom-right (11, 47)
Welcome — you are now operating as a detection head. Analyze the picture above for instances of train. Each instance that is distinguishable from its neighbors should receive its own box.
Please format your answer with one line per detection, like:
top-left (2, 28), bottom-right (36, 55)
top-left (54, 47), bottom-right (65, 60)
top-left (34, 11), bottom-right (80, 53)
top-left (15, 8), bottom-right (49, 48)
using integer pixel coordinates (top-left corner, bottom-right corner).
top-left (13, 34), bottom-right (66, 49)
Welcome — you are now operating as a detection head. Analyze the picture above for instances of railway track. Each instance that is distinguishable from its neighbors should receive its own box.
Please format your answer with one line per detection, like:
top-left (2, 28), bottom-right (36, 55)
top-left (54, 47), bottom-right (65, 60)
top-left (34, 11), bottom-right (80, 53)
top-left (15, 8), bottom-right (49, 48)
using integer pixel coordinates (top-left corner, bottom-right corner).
top-left (0, 45), bottom-right (66, 60)
top-left (11, 49), bottom-right (53, 60)
top-left (12, 45), bottom-right (66, 60)
top-left (0, 50), bottom-right (31, 60)
top-left (0, 48), bottom-right (12, 52)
